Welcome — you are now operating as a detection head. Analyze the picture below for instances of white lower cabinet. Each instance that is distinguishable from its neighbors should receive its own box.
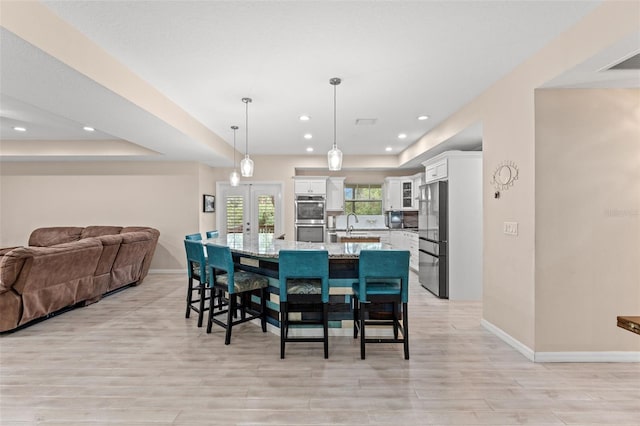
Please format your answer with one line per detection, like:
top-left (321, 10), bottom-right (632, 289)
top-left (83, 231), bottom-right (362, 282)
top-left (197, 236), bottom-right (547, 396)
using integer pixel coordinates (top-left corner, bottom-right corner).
top-left (389, 230), bottom-right (419, 272)
top-left (368, 230), bottom-right (390, 245)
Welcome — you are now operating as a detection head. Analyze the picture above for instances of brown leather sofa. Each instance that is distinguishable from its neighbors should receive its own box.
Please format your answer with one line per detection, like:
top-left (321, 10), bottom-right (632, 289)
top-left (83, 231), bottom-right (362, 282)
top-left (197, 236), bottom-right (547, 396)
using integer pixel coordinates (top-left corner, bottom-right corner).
top-left (0, 226), bottom-right (160, 332)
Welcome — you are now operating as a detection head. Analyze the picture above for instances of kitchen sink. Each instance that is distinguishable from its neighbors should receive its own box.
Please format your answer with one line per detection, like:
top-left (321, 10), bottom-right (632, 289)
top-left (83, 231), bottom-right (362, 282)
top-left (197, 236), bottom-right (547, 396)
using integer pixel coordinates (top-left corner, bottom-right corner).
top-left (338, 233), bottom-right (380, 243)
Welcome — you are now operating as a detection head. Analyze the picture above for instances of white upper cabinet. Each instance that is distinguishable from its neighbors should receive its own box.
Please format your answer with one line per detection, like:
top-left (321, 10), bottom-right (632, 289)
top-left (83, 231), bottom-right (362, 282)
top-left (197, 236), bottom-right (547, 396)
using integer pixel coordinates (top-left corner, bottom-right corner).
top-left (384, 173), bottom-right (423, 210)
top-left (326, 177), bottom-right (345, 211)
top-left (424, 158), bottom-right (448, 183)
top-left (412, 173), bottom-right (425, 209)
top-left (383, 178), bottom-right (402, 211)
top-left (294, 177), bottom-right (327, 195)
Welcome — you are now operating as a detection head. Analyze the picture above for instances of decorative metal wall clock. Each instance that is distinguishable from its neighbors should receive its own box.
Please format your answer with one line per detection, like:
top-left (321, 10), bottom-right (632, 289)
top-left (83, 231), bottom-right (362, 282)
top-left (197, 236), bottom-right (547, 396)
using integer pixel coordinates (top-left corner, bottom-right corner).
top-left (492, 161), bottom-right (519, 198)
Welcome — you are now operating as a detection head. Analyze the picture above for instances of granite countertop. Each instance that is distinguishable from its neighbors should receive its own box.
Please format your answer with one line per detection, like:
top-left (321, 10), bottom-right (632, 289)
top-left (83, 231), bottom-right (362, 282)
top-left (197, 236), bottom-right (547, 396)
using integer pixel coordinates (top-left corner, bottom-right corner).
top-left (334, 228), bottom-right (418, 232)
top-left (205, 234), bottom-right (391, 259)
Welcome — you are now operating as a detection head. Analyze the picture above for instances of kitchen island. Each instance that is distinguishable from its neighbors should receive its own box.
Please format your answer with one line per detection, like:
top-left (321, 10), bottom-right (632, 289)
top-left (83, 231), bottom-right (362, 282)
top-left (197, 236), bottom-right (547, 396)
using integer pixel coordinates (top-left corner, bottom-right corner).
top-left (204, 234), bottom-right (393, 336)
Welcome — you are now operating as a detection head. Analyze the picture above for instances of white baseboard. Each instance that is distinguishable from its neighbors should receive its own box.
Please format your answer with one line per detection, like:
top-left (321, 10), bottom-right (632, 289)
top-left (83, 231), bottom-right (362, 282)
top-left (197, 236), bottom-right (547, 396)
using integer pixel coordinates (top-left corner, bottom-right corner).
top-left (481, 318), bottom-right (640, 363)
top-left (481, 318), bottom-right (535, 361)
top-left (535, 351), bottom-right (640, 363)
top-left (149, 269), bottom-right (185, 274)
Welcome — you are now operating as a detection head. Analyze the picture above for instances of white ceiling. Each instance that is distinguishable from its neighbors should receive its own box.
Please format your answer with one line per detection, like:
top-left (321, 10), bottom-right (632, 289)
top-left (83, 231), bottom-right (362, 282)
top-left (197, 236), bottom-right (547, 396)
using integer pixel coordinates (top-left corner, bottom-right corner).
top-left (2, 0), bottom-right (635, 168)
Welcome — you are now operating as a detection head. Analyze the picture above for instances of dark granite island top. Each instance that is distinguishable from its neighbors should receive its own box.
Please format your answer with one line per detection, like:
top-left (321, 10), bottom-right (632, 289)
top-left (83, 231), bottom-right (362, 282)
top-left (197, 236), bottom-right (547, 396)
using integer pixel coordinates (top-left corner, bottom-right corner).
top-left (205, 234), bottom-right (391, 259)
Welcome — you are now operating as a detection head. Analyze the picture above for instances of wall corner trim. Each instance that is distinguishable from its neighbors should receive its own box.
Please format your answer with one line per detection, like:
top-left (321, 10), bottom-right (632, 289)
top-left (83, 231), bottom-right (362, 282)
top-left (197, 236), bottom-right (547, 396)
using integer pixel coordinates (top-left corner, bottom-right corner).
top-left (481, 318), bottom-right (535, 361)
top-left (534, 351), bottom-right (640, 363)
top-left (482, 319), bottom-right (640, 363)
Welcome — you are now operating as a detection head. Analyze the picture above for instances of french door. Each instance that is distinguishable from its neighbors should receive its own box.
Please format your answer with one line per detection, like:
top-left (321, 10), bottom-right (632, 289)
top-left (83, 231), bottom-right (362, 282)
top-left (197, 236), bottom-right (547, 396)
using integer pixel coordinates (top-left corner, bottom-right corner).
top-left (216, 182), bottom-right (283, 242)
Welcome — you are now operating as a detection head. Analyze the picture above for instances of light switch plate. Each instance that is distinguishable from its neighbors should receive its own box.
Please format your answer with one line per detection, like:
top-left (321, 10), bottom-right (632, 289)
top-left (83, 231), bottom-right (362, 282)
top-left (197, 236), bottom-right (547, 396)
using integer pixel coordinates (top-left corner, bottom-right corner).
top-left (504, 221), bottom-right (518, 236)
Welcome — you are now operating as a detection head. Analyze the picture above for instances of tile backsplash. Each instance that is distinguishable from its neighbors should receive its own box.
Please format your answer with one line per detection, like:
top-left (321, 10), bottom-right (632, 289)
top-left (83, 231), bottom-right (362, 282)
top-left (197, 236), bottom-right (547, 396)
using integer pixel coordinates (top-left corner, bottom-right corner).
top-left (332, 215), bottom-right (386, 230)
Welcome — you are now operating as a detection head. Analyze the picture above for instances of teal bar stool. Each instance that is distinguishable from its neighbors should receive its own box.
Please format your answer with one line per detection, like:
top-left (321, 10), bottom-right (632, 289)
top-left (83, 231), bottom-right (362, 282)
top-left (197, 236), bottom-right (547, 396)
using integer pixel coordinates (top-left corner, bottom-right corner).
top-left (183, 238), bottom-right (212, 327)
top-left (352, 250), bottom-right (410, 360)
top-left (205, 230), bottom-right (219, 239)
top-left (278, 250), bottom-right (330, 359)
top-left (205, 243), bottom-right (269, 345)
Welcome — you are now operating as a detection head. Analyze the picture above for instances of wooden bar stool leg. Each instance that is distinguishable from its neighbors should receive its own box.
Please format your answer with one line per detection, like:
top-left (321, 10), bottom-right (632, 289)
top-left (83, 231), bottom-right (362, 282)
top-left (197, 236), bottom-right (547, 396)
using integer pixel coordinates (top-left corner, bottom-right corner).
top-left (353, 295), bottom-right (359, 339)
top-left (360, 303), bottom-right (366, 360)
top-left (197, 281), bottom-right (206, 327)
top-left (225, 296), bottom-right (235, 345)
top-left (185, 276), bottom-right (193, 318)
top-left (403, 302), bottom-right (409, 360)
top-left (392, 302), bottom-right (399, 339)
top-left (280, 301), bottom-right (287, 359)
top-left (206, 293), bottom-right (214, 334)
top-left (323, 302), bottom-right (329, 359)
top-left (261, 288), bottom-right (267, 333)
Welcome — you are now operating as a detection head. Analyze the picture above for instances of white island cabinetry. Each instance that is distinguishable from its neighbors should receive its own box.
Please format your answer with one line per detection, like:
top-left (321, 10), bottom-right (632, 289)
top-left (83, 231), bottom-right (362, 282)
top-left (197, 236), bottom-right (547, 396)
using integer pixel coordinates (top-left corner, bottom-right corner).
top-left (389, 230), bottom-right (419, 272)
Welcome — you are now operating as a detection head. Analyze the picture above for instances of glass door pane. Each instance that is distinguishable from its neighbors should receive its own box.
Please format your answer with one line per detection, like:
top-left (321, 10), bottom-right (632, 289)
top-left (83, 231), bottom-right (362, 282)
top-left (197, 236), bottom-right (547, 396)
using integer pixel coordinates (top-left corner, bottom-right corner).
top-left (226, 195), bottom-right (244, 235)
top-left (217, 182), bottom-right (283, 243)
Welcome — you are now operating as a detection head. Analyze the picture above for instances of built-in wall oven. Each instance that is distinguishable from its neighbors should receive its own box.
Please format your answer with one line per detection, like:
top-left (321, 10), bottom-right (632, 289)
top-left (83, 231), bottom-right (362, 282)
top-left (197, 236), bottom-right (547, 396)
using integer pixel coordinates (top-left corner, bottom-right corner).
top-left (295, 195), bottom-right (326, 242)
top-left (295, 196), bottom-right (325, 222)
top-left (295, 224), bottom-right (325, 243)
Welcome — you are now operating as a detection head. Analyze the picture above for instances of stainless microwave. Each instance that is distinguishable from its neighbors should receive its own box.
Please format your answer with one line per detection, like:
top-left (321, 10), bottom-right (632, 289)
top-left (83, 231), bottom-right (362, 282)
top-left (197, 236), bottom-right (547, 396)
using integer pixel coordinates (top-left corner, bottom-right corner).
top-left (385, 210), bottom-right (418, 229)
top-left (385, 211), bottom-right (404, 229)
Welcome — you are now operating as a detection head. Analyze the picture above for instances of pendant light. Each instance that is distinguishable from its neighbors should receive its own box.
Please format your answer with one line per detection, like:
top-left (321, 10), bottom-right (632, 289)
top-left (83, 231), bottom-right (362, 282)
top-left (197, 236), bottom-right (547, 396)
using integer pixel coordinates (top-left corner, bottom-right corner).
top-left (240, 97), bottom-right (254, 177)
top-left (327, 77), bottom-right (343, 171)
top-left (229, 125), bottom-right (240, 187)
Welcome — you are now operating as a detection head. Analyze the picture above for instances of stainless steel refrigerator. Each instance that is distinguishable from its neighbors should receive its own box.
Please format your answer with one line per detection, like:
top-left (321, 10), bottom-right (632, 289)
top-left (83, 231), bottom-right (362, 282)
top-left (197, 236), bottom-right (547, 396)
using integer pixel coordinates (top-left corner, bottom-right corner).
top-left (418, 181), bottom-right (448, 298)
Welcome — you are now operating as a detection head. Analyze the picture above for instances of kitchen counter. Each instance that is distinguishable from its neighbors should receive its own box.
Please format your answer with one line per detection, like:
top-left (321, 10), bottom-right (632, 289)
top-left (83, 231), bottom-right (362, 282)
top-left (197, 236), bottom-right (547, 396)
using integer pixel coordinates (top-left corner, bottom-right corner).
top-left (338, 235), bottom-right (381, 243)
top-left (203, 233), bottom-right (396, 336)
top-left (205, 234), bottom-right (390, 259)
top-left (335, 228), bottom-right (418, 232)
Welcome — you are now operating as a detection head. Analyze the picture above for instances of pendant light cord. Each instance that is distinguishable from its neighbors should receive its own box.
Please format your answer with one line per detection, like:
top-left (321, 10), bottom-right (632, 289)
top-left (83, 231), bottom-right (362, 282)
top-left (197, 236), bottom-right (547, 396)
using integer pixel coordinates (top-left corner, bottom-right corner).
top-left (231, 125), bottom-right (238, 168)
top-left (245, 100), bottom-right (249, 156)
top-left (333, 82), bottom-right (337, 149)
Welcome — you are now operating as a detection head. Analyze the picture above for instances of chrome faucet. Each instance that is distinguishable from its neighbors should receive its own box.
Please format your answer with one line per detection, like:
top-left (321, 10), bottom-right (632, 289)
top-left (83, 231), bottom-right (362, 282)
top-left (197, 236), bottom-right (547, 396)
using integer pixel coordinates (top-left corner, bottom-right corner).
top-left (346, 213), bottom-right (359, 235)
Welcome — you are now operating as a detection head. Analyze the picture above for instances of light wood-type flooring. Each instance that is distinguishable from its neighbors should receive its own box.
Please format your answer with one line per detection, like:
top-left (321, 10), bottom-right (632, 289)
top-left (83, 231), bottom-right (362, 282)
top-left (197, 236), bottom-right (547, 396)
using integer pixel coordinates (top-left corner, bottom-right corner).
top-left (1, 272), bottom-right (639, 425)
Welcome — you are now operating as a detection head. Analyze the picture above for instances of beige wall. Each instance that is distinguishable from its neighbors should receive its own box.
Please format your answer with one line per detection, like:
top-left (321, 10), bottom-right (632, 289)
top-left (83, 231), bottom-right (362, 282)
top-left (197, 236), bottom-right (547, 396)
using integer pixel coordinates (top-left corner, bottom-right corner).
top-left (198, 163), bottom-right (217, 235)
top-left (297, 168), bottom-right (423, 184)
top-left (535, 89), bottom-right (640, 352)
top-left (0, 156), bottom-right (412, 273)
top-left (0, 161), bottom-right (206, 271)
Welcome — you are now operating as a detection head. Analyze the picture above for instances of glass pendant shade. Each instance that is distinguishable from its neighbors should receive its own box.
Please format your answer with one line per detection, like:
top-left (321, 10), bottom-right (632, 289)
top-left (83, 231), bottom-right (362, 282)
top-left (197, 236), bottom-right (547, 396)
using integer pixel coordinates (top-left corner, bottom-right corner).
top-left (240, 154), bottom-right (254, 177)
top-left (229, 125), bottom-right (240, 186)
top-left (327, 145), bottom-right (343, 171)
top-left (241, 97), bottom-right (254, 177)
top-left (327, 77), bottom-right (343, 171)
top-left (229, 170), bottom-right (240, 187)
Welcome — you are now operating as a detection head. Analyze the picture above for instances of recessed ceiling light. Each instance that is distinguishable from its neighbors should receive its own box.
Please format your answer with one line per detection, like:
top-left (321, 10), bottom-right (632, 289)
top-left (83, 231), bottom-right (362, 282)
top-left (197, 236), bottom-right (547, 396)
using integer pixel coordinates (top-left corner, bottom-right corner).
top-left (398, 133), bottom-right (407, 139)
top-left (306, 147), bottom-right (314, 152)
top-left (385, 147), bottom-right (393, 152)
top-left (83, 126), bottom-right (95, 132)
top-left (13, 126), bottom-right (26, 132)
top-left (299, 115), bottom-right (310, 121)
top-left (417, 115), bottom-right (429, 121)
top-left (304, 133), bottom-right (312, 139)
